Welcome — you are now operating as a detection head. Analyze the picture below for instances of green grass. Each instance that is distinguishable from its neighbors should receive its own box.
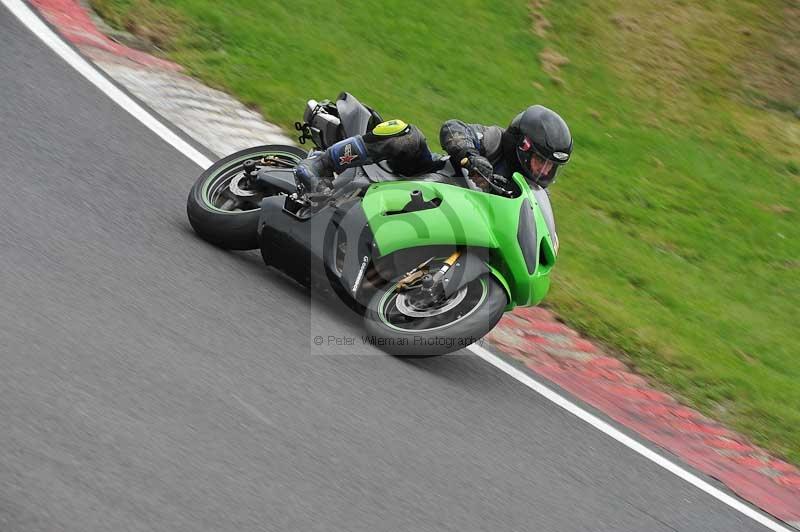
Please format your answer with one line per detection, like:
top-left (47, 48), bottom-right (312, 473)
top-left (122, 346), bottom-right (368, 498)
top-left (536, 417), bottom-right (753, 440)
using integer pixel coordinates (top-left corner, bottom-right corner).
top-left (91, 0), bottom-right (800, 462)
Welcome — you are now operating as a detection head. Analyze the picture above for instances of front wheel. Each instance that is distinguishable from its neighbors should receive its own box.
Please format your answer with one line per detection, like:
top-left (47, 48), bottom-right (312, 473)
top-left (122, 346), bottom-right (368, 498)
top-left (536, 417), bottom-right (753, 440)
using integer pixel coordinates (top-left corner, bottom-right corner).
top-left (187, 144), bottom-right (306, 250)
top-left (364, 276), bottom-right (507, 356)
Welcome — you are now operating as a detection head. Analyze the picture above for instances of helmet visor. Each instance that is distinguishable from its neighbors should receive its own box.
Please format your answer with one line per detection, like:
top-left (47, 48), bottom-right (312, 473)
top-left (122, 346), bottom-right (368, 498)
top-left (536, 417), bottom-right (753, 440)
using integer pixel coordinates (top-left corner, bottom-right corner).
top-left (529, 152), bottom-right (557, 184)
top-left (518, 136), bottom-right (562, 186)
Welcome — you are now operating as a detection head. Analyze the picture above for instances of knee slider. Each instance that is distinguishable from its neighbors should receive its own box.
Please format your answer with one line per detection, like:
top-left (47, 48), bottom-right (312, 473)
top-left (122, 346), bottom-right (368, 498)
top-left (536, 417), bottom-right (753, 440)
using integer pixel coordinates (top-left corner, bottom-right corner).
top-left (370, 119), bottom-right (410, 138)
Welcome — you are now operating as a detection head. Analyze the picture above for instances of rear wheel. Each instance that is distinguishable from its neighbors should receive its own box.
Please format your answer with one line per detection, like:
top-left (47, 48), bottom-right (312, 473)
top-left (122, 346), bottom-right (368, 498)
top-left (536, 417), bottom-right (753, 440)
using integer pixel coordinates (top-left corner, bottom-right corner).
top-left (364, 275), bottom-right (506, 356)
top-left (187, 144), bottom-right (306, 250)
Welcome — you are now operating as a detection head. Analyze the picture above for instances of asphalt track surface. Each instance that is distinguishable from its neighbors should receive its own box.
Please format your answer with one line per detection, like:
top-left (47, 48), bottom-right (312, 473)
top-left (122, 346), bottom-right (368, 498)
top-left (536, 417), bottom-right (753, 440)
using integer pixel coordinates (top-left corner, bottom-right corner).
top-left (0, 5), bottom-right (777, 531)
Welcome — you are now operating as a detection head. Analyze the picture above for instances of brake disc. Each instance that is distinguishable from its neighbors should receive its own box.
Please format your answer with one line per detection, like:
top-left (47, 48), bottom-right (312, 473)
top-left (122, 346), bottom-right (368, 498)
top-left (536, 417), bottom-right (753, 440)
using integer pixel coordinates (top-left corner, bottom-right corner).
top-left (394, 286), bottom-right (468, 318)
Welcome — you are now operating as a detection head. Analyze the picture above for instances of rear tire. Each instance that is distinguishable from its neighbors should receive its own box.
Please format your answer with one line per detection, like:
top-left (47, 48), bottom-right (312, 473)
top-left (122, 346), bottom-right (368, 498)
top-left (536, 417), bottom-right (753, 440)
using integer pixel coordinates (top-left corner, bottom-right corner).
top-left (187, 145), bottom-right (306, 250)
top-left (364, 275), bottom-right (507, 356)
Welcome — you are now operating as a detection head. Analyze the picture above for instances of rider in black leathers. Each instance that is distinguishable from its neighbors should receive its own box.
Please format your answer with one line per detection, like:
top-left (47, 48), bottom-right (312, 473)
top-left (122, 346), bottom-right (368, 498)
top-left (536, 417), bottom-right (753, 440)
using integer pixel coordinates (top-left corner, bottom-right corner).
top-left (294, 105), bottom-right (573, 194)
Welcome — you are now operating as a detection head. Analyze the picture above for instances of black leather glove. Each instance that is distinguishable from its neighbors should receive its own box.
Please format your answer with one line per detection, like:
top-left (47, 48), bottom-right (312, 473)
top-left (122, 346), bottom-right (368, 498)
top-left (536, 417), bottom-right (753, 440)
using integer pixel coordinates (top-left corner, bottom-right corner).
top-left (467, 154), bottom-right (493, 178)
top-left (461, 153), bottom-right (494, 191)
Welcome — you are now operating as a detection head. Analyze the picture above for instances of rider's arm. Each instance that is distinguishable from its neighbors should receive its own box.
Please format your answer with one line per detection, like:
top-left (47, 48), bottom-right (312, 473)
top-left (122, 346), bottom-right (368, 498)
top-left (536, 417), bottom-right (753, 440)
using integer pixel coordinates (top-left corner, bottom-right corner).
top-left (440, 120), bottom-right (506, 191)
top-left (439, 120), bottom-right (505, 162)
top-left (439, 119), bottom-right (487, 161)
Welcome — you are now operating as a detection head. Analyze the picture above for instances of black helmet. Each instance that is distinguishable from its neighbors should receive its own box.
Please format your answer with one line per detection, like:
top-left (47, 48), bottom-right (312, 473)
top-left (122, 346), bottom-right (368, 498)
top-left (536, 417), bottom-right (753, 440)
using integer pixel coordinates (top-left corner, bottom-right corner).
top-left (507, 105), bottom-right (572, 187)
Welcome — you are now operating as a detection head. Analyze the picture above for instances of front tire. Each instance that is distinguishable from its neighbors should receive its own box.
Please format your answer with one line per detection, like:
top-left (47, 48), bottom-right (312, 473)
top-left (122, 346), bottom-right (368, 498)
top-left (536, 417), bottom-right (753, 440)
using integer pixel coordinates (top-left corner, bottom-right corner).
top-left (364, 275), bottom-right (507, 356)
top-left (187, 144), bottom-right (306, 250)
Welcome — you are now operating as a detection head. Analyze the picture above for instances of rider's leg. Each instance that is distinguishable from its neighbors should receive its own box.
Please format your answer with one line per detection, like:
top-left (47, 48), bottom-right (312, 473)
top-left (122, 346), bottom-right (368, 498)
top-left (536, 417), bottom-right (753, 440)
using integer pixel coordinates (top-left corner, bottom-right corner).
top-left (293, 120), bottom-right (433, 192)
top-left (363, 123), bottom-right (434, 176)
top-left (293, 136), bottom-right (372, 193)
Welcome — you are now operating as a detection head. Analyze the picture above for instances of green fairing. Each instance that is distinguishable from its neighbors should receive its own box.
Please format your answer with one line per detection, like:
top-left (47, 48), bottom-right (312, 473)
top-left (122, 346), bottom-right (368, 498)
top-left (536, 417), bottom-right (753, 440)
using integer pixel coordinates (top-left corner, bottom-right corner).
top-left (362, 172), bottom-right (556, 310)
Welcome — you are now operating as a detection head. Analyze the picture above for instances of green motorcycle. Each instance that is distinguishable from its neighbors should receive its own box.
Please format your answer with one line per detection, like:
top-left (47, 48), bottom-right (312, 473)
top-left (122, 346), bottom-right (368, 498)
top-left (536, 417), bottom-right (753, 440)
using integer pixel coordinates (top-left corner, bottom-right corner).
top-left (187, 93), bottom-right (558, 355)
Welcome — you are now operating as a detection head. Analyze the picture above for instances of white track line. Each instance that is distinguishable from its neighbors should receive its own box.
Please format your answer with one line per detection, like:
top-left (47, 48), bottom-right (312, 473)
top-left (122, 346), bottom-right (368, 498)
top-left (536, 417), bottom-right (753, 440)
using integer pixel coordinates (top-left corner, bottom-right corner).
top-left (3, 1), bottom-right (793, 530)
top-left (469, 344), bottom-right (794, 532)
top-left (1, 0), bottom-right (214, 170)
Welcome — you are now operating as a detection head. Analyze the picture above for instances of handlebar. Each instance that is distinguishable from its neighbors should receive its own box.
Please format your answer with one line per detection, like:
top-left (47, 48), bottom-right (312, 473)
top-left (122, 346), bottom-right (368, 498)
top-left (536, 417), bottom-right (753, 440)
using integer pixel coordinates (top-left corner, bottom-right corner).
top-left (459, 157), bottom-right (515, 197)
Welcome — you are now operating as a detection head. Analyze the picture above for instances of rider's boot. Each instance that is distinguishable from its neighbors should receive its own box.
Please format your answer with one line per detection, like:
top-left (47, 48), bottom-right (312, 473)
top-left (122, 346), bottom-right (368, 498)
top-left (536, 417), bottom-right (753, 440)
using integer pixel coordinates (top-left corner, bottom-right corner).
top-left (293, 150), bottom-right (333, 194)
top-left (294, 136), bottom-right (372, 194)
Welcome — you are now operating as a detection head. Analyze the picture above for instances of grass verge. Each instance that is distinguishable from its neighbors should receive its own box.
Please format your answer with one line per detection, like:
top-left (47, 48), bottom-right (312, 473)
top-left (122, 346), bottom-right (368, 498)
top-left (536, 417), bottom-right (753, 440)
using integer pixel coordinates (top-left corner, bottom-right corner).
top-left (91, 0), bottom-right (800, 463)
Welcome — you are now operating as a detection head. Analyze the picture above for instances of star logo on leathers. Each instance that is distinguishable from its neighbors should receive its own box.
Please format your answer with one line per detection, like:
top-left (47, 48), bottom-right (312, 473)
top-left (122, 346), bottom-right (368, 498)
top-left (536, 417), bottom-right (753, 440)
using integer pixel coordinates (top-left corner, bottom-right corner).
top-left (338, 144), bottom-right (359, 165)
